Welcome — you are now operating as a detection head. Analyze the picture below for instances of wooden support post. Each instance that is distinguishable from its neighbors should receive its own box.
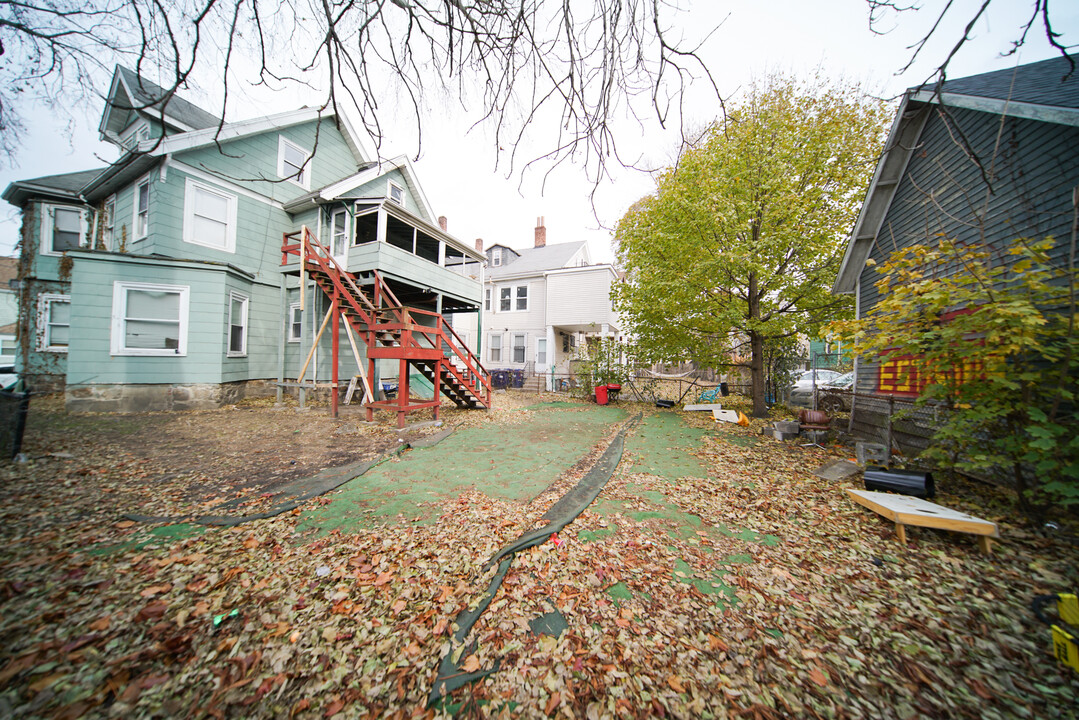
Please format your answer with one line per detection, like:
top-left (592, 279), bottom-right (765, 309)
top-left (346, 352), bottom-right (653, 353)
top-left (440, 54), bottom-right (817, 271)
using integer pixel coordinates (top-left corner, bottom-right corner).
top-left (331, 298), bottom-right (340, 418)
top-left (895, 522), bottom-right (907, 544)
top-left (343, 321), bottom-right (372, 403)
top-left (977, 536), bottom-right (993, 555)
top-left (297, 305), bottom-right (334, 384)
top-left (433, 360), bottom-right (441, 422)
top-left (366, 357), bottom-right (376, 422)
top-left (398, 357), bottom-right (409, 429)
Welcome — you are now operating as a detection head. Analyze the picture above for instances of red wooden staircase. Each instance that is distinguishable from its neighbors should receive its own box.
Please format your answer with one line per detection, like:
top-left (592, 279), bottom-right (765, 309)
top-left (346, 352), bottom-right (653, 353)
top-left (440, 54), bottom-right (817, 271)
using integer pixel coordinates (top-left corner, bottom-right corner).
top-left (281, 227), bottom-right (491, 426)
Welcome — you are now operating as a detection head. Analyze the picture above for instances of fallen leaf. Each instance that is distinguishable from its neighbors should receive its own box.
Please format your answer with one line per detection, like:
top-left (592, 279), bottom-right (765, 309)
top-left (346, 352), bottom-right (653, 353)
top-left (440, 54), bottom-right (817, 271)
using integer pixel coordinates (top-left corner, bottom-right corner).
top-left (462, 655), bottom-right (481, 673)
top-left (808, 667), bottom-right (829, 687)
top-left (667, 675), bottom-right (686, 693)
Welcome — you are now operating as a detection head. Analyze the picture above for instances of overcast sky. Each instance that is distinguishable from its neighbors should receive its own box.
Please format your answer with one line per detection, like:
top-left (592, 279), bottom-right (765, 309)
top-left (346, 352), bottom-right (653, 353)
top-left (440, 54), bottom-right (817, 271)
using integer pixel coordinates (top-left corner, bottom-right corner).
top-left (2, 0), bottom-right (1077, 261)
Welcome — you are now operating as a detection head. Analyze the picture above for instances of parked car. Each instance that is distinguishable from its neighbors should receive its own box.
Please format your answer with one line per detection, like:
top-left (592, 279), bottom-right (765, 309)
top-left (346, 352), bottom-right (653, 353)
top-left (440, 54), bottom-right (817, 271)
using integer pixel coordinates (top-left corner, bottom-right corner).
top-left (817, 372), bottom-right (855, 413)
top-left (787, 369), bottom-right (845, 408)
top-left (0, 366), bottom-right (17, 392)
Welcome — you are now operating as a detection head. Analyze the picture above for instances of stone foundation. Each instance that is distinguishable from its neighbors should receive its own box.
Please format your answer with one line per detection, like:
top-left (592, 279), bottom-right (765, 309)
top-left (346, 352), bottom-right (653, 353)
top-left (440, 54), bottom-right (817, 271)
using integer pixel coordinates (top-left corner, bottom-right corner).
top-left (65, 380), bottom-right (278, 413)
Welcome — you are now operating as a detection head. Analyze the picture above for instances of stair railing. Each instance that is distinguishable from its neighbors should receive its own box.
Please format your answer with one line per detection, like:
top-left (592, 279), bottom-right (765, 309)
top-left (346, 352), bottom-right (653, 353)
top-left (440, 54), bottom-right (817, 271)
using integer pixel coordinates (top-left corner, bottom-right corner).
top-left (281, 227), bottom-right (491, 407)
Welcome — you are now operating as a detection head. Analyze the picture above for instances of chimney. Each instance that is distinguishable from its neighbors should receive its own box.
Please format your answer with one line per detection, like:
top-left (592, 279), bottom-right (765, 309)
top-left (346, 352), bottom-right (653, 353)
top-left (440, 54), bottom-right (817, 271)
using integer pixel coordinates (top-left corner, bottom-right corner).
top-left (534, 216), bottom-right (546, 248)
top-left (475, 238), bottom-right (483, 253)
top-left (438, 216), bottom-right (448, 231)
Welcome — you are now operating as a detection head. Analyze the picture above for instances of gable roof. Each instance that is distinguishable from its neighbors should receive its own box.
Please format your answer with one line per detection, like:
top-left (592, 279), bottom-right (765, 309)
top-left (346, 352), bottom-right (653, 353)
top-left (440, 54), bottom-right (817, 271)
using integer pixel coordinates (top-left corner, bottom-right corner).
top-left (924, 55), bottom-right (1079, 109)
top-left (488, 241), bottom-right (587, 279)
top-left (284, 155), bottom-right (433, 221)
top-left (2, 168), bottom-right (104, 207)
top-left (833, 54), bottom-right (1078, 294)
top-left (99, 66), bottom-right (221, 141)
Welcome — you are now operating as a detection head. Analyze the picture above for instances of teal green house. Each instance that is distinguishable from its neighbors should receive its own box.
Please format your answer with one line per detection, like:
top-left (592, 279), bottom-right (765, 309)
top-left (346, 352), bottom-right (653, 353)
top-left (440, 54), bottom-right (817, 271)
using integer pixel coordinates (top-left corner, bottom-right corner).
top-left (3, 67), bottom-right (488, 416)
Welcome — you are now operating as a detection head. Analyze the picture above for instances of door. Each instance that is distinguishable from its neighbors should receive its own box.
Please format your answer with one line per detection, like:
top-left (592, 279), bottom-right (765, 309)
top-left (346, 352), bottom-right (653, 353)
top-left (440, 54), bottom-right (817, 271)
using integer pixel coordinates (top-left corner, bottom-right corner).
top-left (331, 209), bottom-right (349, 265)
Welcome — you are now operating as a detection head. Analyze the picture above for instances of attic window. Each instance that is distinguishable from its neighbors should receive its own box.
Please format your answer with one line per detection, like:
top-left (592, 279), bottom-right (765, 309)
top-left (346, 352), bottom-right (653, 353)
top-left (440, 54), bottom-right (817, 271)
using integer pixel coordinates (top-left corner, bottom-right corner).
top-left (278, 137), bottom-right (312, 189)
top-left (387, 181), bottom-right (405, 207)
top-left (491, 248), bottom-right (502, 267)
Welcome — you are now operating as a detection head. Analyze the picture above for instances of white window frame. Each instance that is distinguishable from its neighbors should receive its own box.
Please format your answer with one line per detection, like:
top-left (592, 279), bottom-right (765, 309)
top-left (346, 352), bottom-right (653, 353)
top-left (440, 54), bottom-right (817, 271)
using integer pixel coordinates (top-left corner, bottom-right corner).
top-left (0, 334), bottom-right (16, 365)
top-left (39, 204), bottom-right (87, 257)
top-left (491, 247), bottom-right (502, 267)
top-left (102, 195), bottom-right (116, 250)
top-left (387, 180), bottom-right (405, 207)
top-left (36, 293), bottom-right (71, 353)
top-left (110, 281), bottom-right (190, 357)
top-left (288, 302), bottom-right (303, 342)
top-left (512, 333), bottom-right (526, 364)
top-left (499, 286), bottom-right (511, 312)
top-left (182, 177), bottom-right (238, 253)
top-left (488, 333), bottom-right (502, 363)
top-left (331, 208), bottom-right (349, 259)
top-left (515, 284), bottom-right (529, 311)
top-left (484, 288), bottom-right (491, 312)
top-left (227, 292), bottom-right (249, 357)
top-left (133, 175), bottom-right (150, 241)
top-left (278, 136), bottom-right (312, 190)
top-left (536, 337), bottom-right (547, 366)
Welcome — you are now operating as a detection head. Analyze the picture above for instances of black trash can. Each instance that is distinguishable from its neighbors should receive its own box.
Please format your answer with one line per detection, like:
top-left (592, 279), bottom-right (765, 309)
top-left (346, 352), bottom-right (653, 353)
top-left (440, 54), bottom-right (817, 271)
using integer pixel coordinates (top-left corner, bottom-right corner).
top-left (864, 466), bottom-right (935, 499)
top-left (512, 369), bottom-right (524, 388)
top-left (720, 382), bottom-right (729, 397)
top-left (0, 391), bottom-right (30, 460)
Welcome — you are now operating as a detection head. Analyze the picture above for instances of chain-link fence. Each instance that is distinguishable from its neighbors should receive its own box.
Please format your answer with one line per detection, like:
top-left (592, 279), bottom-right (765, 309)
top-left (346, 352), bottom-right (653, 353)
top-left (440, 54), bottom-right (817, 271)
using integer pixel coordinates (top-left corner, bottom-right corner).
top-left (0, 391), bottom-right (30, 460)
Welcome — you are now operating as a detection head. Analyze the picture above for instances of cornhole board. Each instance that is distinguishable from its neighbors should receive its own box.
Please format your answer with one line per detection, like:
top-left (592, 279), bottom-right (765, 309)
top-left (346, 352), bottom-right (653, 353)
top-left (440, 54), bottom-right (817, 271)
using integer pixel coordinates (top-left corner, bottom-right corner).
top-left (846, 488), bottom-right (1000, 555)
top-left (713, 409), bottom-right (740, 423)
top-left (684, 403), bottom-right (723, 412)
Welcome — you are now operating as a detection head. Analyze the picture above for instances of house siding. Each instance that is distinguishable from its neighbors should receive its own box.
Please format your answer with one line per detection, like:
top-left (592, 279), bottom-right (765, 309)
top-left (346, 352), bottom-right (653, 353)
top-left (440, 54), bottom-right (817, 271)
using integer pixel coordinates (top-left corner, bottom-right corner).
top-left (174, 119), bottom-right (359, 204)
top-left (150, 168), bottom-right (293, 282)
top-left (855, 106), bottom-right (1079, 397)
top-left (547, 269), bottom-right (617, 328)
top-left (65, 256), bottom-right (227, 386)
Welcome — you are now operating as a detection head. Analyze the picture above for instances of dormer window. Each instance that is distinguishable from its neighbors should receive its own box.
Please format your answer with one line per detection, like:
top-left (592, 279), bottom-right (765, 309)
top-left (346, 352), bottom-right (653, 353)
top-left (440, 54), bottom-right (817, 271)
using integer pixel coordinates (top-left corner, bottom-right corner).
top-left (387, 180), bottom-right (405, 207)
top-left (278, 137), bottom-right (312, 189)
top-left (491, 248), bottom-right (502, 267)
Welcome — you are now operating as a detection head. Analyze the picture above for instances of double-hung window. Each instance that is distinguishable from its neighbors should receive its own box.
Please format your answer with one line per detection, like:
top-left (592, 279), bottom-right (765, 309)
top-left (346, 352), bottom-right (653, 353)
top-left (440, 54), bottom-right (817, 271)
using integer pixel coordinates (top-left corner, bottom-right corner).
top-left (488, 334), bottom-right (502, 363)
top-left (183, 178), bottom-right (237, 252)
top-left (512, 333), bottom-right (526, 363)
top-left (111, 281), bottom-right (189, 356)
top-left (227, 292), bottom-right (248, 357)
top-left (536, 338), bottom-right (547, 366)
top-left (484, 288), bottom-right (491, 312)
top-left (288, 303), bottom-right (303, 342)
top-left (133, 176), bottom-right (150, 240)
top-left (515, 285), bottom-right (528, 311)
top-left (499, 287), bottom-right (511, 312)
top-left (37, 294), bottom-right (70, 352)
top-left (278, 137), bottom-right (312, 189)
top-left (491, 248), bottom-right (502, 267)
top-left (40, 205), bottom-right (85, 256)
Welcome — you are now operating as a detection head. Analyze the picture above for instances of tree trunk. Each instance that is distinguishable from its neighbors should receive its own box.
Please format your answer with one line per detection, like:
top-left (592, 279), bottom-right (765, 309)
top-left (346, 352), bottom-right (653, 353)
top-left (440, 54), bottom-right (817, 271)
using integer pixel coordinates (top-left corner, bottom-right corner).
top-left (748, 271), bottom-right (768, 417)
top-left (750, 330), bottom-right (767, 417)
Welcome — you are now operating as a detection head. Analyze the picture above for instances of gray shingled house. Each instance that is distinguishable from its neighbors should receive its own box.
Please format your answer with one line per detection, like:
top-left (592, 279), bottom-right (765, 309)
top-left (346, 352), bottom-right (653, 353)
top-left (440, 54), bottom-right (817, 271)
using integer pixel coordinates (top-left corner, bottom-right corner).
top-left (832, 54), bottom-right (1079, 450)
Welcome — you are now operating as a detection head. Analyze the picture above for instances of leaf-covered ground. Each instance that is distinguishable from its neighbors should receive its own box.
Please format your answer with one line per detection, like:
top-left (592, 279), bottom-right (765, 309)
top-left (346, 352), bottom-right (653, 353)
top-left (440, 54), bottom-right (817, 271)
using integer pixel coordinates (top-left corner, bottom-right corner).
top-left (0, 393), bottom-right (1076, 719)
